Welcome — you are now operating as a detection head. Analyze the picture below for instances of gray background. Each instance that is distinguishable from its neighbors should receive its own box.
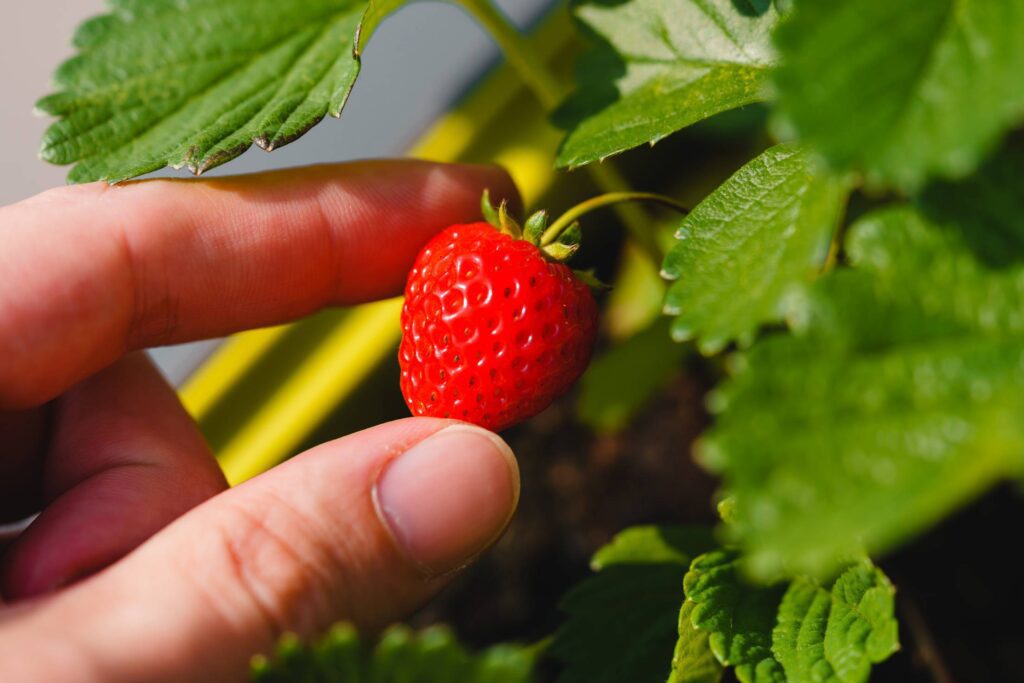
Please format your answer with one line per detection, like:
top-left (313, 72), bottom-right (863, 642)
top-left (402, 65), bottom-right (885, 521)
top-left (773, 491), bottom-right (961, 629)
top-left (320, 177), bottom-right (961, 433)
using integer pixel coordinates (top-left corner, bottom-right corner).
top-left (1, 0), bottom-right (553, 381)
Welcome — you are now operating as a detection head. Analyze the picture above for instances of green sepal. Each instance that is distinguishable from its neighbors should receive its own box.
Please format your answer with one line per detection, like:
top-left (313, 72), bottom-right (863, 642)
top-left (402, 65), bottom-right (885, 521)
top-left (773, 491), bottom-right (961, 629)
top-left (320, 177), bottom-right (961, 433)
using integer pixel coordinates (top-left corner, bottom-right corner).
top-left (480, 189), bottom-right (522, 238)
top-left (481, 189), bottom-right (501, 227)
top-left (498, 201), bottom-right (523, 238)
top-left (543, 221), bottom-right (582, 261)
top-left (524, 210), bottom-right (549, 245)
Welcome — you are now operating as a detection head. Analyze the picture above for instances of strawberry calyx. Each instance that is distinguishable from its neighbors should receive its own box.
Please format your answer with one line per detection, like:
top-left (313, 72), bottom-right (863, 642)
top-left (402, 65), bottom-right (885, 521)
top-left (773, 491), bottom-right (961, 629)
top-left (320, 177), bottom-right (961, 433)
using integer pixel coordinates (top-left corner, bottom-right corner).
top-left (481, 193), bottom-right (598, 290)
top-left (480, 189), bottom-right (580, 262)
top-left (480, 189), bottom-right (523, 239)
top-left (482, 189), bottom-right (689, 256)
top-left (480, 188), bottom-right (691, 291)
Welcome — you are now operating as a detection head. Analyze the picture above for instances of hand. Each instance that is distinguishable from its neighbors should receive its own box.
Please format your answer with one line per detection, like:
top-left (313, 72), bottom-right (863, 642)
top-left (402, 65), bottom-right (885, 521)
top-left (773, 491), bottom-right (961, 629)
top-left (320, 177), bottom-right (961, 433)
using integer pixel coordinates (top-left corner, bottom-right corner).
top-left (0, 161), bottom-right (522, 682)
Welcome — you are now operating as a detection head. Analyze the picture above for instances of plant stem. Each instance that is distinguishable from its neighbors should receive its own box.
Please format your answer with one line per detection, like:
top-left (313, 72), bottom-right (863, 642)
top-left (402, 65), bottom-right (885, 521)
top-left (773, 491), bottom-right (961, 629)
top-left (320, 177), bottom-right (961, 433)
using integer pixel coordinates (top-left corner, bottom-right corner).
top-left (455, 0), bottom-right (562, 110)
top-left (585, 161), bottom-right (666, 261)
top-left (821, 186), bottom-right (853, 273)
top-left (454, 0), bottom-right (668, 264)
top-left (541, 192), bottom-right (690, 246)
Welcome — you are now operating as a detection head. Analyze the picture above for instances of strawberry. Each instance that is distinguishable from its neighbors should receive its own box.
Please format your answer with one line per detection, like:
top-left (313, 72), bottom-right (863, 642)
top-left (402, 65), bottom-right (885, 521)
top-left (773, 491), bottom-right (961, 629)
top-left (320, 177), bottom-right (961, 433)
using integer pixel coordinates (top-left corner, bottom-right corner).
top-left (399, 208), bottom-right (599, 432)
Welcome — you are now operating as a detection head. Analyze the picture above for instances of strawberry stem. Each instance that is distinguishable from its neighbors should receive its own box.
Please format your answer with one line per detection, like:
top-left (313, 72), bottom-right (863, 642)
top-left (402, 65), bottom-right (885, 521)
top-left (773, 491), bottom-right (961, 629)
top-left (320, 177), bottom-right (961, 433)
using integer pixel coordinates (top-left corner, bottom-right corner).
top-left (540, 193), bottom-right (690, 247)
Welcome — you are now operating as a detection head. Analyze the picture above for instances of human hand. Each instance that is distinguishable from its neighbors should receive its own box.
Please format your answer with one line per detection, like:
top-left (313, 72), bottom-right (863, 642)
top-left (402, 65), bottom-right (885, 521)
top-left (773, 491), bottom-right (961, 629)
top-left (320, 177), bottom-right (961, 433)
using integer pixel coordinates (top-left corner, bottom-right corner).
top-left (0, 161), bottom-right (522, 682)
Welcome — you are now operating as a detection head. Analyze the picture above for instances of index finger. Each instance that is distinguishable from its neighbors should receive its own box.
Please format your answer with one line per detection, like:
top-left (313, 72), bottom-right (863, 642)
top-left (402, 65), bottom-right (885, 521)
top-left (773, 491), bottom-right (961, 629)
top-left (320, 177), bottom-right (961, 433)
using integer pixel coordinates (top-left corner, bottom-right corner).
top-left (0, 160), bottom-right (519, 408)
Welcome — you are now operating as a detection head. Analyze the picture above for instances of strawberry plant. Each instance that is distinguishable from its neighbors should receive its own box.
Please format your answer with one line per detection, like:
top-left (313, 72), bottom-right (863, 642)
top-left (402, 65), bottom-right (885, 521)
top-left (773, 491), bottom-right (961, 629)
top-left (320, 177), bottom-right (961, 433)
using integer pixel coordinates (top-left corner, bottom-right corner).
top-left (39, 0), bottom-right (1024, 680)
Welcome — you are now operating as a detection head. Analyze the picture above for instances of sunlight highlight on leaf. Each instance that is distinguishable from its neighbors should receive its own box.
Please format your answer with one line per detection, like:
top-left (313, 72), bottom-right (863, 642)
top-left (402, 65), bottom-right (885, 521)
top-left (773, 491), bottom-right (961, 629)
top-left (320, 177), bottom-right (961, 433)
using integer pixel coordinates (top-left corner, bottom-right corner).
top-left (555, 0), bottom-right (781, 169)
top-left (38, 0), bottom-right (410, 183)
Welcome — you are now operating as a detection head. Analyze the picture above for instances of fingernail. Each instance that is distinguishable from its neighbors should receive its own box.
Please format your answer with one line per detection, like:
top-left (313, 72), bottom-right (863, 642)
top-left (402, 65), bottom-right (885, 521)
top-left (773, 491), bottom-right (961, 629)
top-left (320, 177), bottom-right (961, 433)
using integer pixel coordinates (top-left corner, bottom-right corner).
top-left (374, 424), bottom-right (519, 575)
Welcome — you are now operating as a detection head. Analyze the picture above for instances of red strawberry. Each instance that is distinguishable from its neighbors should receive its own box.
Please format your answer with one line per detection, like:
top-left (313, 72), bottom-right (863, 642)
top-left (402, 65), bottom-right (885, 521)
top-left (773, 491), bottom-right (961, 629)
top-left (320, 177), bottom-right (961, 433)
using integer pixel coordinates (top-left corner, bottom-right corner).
top-left (399, 221), bottom-right (599, 432)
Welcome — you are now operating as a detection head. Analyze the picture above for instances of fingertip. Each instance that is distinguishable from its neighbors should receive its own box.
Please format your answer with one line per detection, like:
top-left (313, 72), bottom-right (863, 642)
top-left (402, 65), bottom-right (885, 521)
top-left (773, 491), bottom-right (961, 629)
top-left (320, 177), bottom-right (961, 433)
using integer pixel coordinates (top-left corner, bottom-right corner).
top-left (373, 423), bottom-right (520, 576)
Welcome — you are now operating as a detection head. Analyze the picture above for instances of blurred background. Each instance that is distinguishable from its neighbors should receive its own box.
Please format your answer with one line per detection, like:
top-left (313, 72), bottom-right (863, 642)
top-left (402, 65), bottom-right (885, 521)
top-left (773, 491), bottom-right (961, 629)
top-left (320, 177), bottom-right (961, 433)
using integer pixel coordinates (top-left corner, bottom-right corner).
top-left (1, 2), bottom-right (104, 203)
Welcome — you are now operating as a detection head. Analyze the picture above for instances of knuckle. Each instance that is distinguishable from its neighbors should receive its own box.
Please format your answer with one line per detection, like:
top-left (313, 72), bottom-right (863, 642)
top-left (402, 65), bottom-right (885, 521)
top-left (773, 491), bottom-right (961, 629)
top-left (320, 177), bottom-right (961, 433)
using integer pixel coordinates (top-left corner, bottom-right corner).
top-left (115, 217), bottom-right (180, 350)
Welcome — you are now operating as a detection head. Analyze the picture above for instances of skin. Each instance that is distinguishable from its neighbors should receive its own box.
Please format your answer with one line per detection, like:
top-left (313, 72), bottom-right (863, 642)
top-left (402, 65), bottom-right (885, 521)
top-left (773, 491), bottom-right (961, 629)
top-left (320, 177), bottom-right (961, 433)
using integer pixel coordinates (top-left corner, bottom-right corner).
top-left (0, 160), bottom-right (523, 682)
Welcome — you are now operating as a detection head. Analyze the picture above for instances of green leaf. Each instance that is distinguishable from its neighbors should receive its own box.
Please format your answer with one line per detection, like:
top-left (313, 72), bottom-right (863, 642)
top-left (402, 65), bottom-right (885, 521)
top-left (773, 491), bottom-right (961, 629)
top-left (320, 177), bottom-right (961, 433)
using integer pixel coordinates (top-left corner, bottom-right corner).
top-left (682, 554), bottom-right (898, 683)
top-left (590, 525), bottom-right (719, 570)
top-left (555, 529), bottom-right (898, 683)
top-left (555, 0), bottom-right (781, 169)
top-left (356, 0), bottom-right (407, 52)
top-left (668, 601), bottom-right (723, 683)
top-left (774, 0), bottom-right (1024, 190)
top-left (552, 526), bottom-right (717, 683)
top-left (772, 562), bottom-right (899, 683)
top-left (662, 143), bottom-right (848, 354)
top-left (577, 318), bottom-right (689, 433)
top-left (702, 199), bottom-right (1024, 578)
top-left (251, 623), bottom-right (535, 683)
top-left (684, 551), bottom-right (786, 683)
top-left (39, 0), bottom-right (407, 184)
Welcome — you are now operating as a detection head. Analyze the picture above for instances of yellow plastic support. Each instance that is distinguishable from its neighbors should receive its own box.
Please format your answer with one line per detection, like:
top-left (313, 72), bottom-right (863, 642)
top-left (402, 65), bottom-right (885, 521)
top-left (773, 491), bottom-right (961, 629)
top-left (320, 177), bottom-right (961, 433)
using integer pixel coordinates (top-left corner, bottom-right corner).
top-left (180, 325), bottom-right (291, 418)
top-left (216, 299), bottom-right (403, 483)
top-left (180, 8), bottom-right (573, 485)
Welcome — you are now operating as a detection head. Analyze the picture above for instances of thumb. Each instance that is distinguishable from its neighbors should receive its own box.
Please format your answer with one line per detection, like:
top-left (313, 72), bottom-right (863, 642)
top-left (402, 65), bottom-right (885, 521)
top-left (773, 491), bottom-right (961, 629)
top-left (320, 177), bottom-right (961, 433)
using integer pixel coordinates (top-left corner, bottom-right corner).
top-left (0, 419), bottom-right (519, 683)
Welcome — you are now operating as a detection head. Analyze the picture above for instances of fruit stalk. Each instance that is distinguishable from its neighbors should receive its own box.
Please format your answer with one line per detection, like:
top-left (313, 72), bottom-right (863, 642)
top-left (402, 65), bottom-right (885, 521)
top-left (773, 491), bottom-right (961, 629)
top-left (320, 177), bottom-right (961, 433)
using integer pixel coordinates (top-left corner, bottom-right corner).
top-left (539, 192), bottom-right (690, 247)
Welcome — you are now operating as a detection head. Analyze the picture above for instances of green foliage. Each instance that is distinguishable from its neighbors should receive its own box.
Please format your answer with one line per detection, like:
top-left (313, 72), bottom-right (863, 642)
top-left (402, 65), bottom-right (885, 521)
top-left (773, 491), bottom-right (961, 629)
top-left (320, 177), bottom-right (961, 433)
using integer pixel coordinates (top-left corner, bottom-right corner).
top-left (683, 552), bottom-right (898, 683)
top-left (684, 550), bottom-right (785, 682)
top-left (551, 526), bottom-right (717, 683)
top-left (577, 318), bottom-right (689, 432)
top-left (774, 0), bottom-right (1024, 190)
top-left (702, 185), bottom-right (1024, 578)
top-left (356, 0), bottom-right (407, 52)
top-left (251, 623), bottom-right (535, 683)
top-left (555, 0), bottom-right (781, 169)
top-left (554, 527), bottom-right (898, 683)
top-left (668, 601), bottom-right (723, 683)
top-left (662, 143), bottom-right (848, 353)
top-left (38, 0), bottom-right (406, 183)
top-left (772, 563), bottom-right (899, 683)
top-left (589, 525), bottom-right (719, 570)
